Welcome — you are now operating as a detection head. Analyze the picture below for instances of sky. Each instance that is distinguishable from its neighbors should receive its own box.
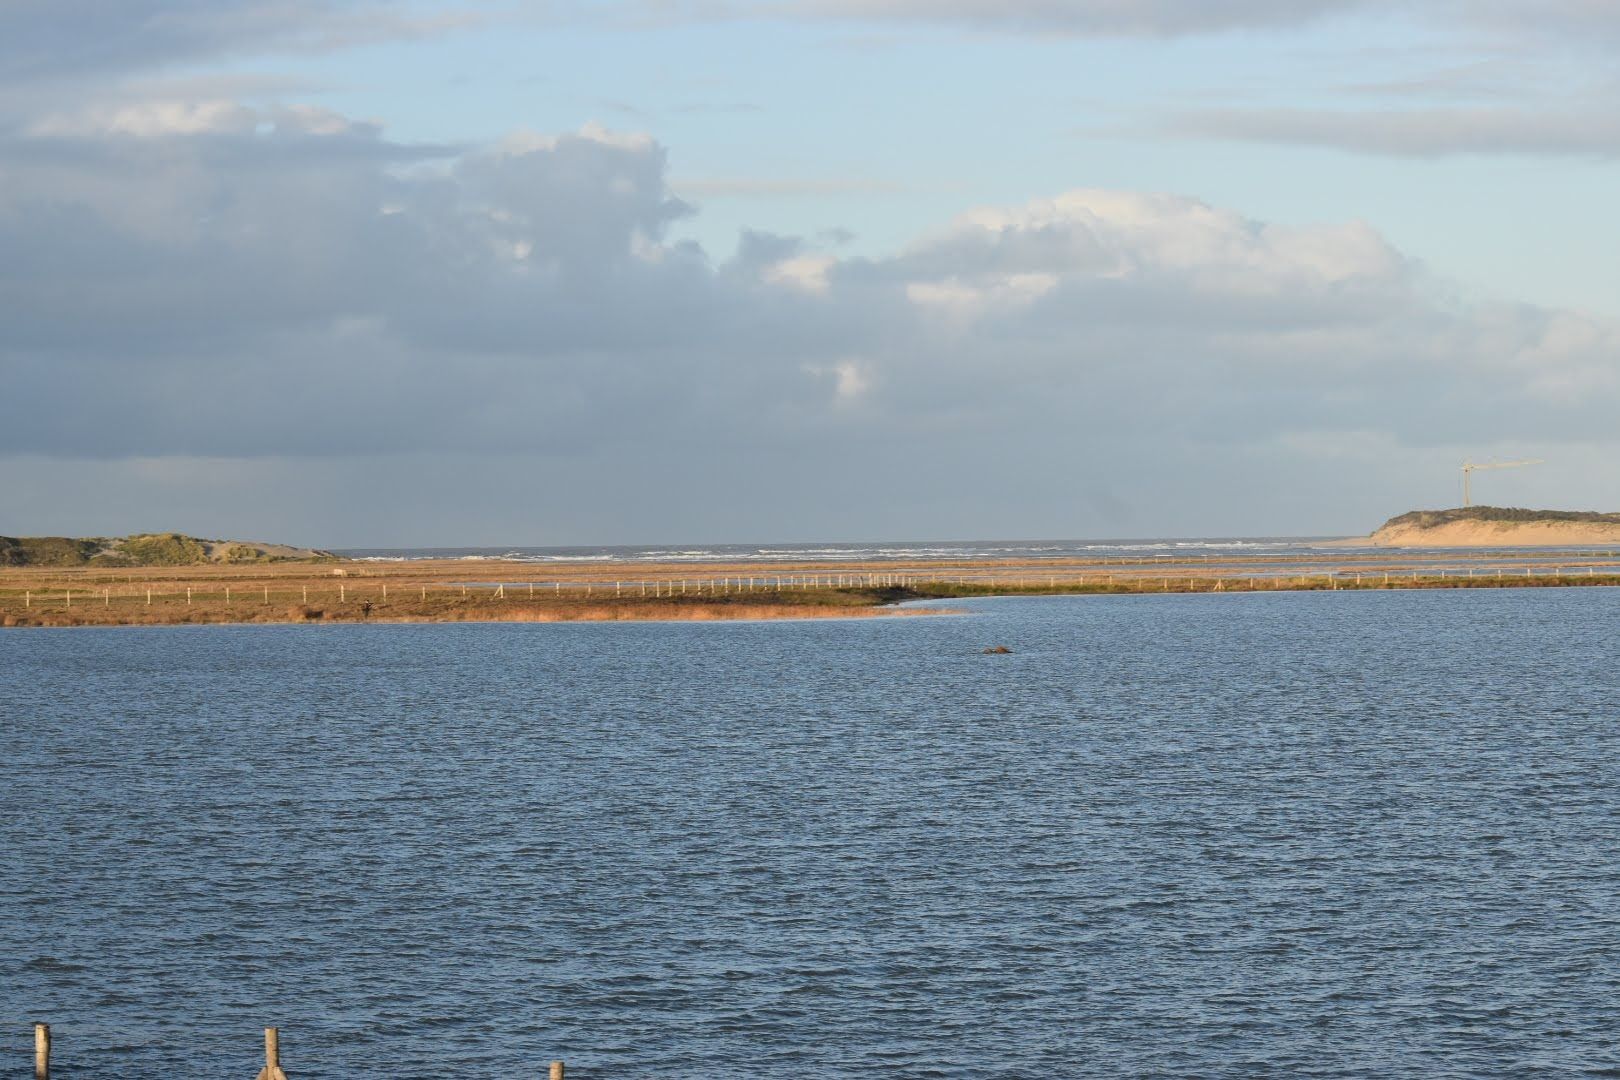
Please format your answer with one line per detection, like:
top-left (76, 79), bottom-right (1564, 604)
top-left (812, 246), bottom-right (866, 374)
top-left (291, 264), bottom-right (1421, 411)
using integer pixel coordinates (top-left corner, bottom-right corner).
top-left (4, 0), bottom-right (1620, 547)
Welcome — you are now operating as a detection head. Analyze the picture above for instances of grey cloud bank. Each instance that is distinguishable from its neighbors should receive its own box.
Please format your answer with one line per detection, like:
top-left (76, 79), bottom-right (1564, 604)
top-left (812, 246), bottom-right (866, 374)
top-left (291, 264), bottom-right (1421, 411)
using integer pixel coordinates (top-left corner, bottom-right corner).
top-left (1169, 107), bottom-right (1620, 159)
top-left (3, 109), bottom-right (1617, 544)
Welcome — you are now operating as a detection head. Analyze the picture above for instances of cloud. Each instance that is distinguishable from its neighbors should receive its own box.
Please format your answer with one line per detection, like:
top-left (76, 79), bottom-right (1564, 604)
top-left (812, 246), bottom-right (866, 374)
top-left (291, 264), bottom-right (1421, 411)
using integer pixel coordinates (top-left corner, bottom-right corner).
top-left (5, 110), bottom-right (1620, 541)
top-left (673, 175), bottom-right (907, 198)
top-left (0, 1), bottom-right (479, 89)
top-left (793, 0), bottom-right (1374, 35)
top-left (1166, 105), bottom-right (1620, 158)
top-left (607, 0), bottom-right (1374, 36)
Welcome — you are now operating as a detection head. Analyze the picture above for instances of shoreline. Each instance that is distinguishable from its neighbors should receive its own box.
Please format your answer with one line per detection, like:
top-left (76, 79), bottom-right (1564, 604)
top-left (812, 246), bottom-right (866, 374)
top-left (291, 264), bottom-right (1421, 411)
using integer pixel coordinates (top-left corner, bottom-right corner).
top-left (6, 562), bottom-right (1620, 628)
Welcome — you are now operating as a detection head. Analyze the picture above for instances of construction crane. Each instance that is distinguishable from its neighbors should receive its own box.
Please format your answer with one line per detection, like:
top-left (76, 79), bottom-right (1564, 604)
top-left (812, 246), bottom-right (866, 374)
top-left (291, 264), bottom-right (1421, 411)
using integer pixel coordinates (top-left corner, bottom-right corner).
top-left (1460, 459), bottom-right (1543, 507)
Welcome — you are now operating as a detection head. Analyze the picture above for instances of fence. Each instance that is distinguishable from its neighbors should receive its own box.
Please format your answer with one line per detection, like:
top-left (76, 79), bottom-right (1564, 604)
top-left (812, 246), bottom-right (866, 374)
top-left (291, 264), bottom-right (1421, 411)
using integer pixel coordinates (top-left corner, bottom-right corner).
top-left (5, 564), bottom-right (1620, 620)
top-left (16, 1023), bottom-right (566, 1078)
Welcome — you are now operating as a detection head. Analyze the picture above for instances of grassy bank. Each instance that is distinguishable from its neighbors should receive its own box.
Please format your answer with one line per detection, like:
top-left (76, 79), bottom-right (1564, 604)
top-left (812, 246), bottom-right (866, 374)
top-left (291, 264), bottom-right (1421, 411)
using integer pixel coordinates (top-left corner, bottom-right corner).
top-left (4, 571), bottom-right (1620, 627)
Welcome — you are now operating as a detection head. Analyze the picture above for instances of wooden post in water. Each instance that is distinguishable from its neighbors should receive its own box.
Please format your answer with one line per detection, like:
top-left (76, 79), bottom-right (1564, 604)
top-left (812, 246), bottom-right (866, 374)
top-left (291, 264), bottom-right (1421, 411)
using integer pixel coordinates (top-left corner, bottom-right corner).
top-left (34, 1022), bottom-right (48, 1080)
top-left (255, 1026), bottom-right (288, 1080)
top-left (550, 1062), bottom-right (565, 1080)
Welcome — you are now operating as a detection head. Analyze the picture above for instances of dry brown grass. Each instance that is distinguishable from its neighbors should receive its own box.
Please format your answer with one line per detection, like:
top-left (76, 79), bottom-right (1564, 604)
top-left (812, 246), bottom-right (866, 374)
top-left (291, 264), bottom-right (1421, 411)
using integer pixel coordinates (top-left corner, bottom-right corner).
top-left (3, 551), bottom-right (1619, 628)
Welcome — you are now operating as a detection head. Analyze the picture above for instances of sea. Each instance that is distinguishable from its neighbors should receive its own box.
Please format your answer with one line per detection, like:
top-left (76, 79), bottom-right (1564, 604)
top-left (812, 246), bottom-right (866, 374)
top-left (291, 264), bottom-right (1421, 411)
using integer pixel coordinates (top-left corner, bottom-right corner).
top-left (334, 538), bottom-right (1343, 563)
top-left (5, 589), bottom-right (1620, 1077)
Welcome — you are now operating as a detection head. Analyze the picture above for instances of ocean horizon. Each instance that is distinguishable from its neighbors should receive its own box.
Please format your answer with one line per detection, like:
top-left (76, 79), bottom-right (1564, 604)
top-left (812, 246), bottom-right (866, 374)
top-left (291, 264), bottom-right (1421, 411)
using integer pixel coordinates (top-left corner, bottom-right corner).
top-left (334, 536), bottom-right (1352, 563)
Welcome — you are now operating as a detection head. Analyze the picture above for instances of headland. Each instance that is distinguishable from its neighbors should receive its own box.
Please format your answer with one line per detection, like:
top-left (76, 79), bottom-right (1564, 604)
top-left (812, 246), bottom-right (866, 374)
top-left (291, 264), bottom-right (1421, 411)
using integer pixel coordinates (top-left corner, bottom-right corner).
top-left (1356, 507), bottom-right (1620, 548)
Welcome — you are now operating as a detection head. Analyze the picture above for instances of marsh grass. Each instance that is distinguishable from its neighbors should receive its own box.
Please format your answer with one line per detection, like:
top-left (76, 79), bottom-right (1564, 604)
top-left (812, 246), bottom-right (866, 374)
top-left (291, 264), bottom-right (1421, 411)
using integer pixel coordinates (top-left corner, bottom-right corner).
top-left (5, 571), bottom-right (1620, 628)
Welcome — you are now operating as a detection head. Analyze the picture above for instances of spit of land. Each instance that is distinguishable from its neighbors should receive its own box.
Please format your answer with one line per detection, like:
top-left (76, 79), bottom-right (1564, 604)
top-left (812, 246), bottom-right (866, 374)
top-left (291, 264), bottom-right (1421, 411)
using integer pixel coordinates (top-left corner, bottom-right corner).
top-left (5, 547), bottom-right (1620, 627)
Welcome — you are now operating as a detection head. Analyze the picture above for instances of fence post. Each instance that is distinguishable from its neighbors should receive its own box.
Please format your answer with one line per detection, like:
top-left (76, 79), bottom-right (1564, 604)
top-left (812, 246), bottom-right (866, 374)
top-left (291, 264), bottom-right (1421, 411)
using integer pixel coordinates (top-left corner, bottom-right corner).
top-left (34, 1022), bottom-right (48, 1080)
top-left (256, 1026), bottom-right (288, 1080)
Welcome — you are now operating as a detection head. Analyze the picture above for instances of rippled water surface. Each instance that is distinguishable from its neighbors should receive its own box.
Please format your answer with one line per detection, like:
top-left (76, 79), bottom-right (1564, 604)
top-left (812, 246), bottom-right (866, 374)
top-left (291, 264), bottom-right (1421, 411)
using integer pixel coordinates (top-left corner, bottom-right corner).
top-left (4, 590), bottom-right (1620, 1078)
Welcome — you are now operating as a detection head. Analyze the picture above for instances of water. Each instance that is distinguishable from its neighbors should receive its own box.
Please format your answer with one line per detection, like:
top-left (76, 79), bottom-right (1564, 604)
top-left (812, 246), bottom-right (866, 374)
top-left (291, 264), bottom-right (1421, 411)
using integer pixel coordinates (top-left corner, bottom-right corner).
top-left (4, 590), bottom-right (1619, 1077)
top-left (335, 537), bottom-right (1332, 562)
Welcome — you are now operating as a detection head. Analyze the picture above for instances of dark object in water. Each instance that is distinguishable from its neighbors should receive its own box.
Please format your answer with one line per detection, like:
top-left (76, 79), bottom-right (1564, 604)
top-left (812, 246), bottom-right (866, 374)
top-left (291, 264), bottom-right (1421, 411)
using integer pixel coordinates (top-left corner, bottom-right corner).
top-left (983, 645), bottom-right (1012, 654)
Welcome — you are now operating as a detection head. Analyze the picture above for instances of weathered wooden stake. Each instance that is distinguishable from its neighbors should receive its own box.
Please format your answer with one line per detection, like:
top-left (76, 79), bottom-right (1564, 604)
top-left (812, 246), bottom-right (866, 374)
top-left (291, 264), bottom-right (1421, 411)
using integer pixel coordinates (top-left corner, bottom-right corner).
top-left (105, 588), bottom-right (110, 606)
top-left (255, 1026), bottom-right (288, 1080)
top-left (186, 587), bottom-right (192, 604)
top-left (34, 1022), bottom-right (48, 1080)
top-left (340, 584), bottom-right (346, 602)
top-left (25, 590), bottom-right (30, 608)
top-left (264, 586), bottom-right (269, 602)
top-left (550, 1062), bottom-right (565, 1080)
top-left (303, 586), bottom-right (308, 602)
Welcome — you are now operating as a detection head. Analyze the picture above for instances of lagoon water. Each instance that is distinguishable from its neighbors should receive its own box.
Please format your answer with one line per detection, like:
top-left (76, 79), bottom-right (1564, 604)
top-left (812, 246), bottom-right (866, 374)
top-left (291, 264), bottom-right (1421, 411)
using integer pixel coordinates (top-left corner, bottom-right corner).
top-left (4, 590), bottom-right (1620, 1077)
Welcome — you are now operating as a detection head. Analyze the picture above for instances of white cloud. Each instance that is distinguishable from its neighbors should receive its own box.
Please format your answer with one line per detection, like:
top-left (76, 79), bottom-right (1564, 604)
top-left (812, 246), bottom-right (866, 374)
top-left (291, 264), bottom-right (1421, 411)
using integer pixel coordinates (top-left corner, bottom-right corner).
top-left (28, 99), bottom-right (260, 137)
top-left (805, 359), bottom-right (872, 402)
top-left (906, 189), bottom-right (1409, 295)
top-left (764, 254), bottom-right (836, 293)
top-left (905, 273), bottom-right (1057, 321)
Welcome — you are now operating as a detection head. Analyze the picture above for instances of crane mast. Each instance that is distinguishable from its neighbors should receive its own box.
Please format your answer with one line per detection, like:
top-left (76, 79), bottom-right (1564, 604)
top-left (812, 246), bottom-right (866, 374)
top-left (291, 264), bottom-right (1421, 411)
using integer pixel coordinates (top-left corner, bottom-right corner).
top-left (1460, 459), bottom-right (1543, 507)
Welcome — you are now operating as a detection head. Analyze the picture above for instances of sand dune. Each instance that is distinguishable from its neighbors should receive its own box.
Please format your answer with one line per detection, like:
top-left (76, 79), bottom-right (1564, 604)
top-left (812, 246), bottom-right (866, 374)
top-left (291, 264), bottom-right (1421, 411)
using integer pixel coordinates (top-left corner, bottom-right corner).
top-left (1367, 520), bottom-right (1620, 548)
